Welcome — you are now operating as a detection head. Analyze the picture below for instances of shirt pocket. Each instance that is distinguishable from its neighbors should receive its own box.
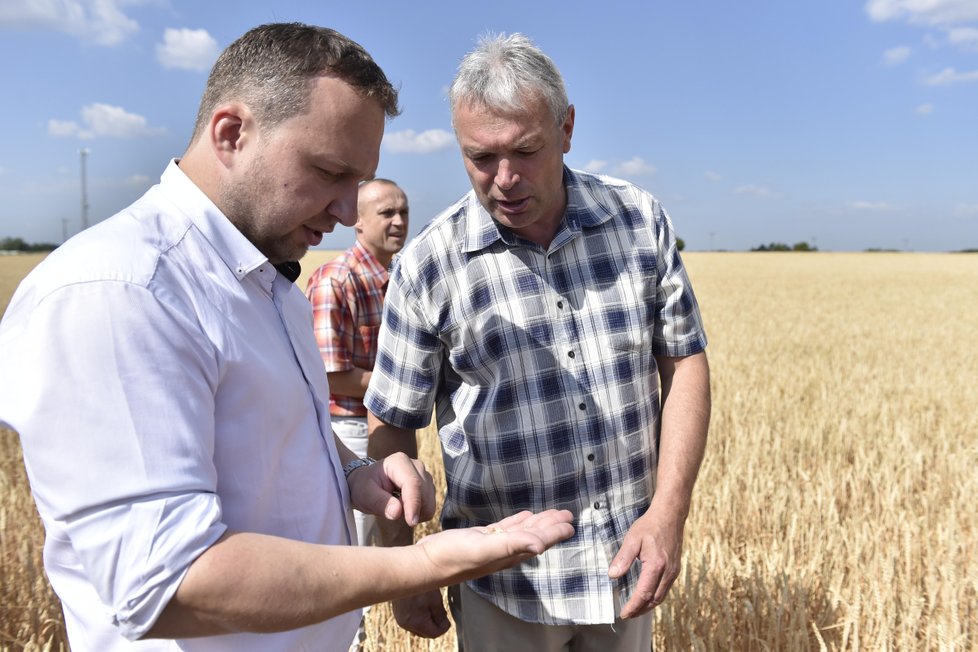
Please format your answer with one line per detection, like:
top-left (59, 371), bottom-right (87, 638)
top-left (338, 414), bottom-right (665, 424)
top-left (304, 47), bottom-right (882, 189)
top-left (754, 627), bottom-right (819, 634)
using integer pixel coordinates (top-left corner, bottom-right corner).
top-left (592, 278), bottom-right (653, 354)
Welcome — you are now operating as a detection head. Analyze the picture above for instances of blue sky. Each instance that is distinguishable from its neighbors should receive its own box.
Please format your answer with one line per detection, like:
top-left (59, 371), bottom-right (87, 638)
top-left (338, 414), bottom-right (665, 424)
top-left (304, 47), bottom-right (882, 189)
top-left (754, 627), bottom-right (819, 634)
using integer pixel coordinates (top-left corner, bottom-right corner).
top-left (1, 0), bottom-right (976, 252)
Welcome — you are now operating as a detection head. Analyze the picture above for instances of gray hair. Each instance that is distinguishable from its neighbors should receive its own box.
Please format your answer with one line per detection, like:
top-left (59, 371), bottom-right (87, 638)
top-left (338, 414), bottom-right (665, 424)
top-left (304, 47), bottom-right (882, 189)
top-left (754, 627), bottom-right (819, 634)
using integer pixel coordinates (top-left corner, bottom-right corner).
top-left (190, 22), bottom-right (399, 143)
top-left (449, 32), bottom-right (569, 126)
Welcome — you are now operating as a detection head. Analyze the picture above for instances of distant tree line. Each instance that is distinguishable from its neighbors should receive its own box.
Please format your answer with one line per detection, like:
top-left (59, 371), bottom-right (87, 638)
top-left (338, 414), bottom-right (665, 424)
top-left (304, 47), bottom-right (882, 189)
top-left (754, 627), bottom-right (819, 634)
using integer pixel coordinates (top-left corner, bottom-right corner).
top-left (751, 241), bottom-right (818, 252)
top-left (0, 237), bottom-right (59, 252)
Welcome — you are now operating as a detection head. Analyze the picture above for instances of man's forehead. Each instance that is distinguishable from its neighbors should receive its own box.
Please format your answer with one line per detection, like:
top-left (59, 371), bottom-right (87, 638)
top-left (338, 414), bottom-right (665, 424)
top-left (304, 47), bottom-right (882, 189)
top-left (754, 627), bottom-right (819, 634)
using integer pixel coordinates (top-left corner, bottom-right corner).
top-left (359, 182), bottom-right (406, 209)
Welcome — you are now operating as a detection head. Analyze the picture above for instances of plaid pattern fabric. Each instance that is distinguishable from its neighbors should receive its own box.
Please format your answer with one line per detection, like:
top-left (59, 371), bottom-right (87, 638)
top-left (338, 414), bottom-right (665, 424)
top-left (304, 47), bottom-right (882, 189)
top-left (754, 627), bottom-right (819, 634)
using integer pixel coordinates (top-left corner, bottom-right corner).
top-left (365, 168), bottom-right (707, 625)
top-left (306, 241), bottom-right (388, 417)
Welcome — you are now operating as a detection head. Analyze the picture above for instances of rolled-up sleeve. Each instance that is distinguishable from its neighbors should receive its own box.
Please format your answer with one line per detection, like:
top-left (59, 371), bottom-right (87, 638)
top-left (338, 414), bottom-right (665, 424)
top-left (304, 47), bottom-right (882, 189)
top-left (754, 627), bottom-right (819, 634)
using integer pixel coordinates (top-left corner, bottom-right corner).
top-left (1, 280), bottom-right (227, 640)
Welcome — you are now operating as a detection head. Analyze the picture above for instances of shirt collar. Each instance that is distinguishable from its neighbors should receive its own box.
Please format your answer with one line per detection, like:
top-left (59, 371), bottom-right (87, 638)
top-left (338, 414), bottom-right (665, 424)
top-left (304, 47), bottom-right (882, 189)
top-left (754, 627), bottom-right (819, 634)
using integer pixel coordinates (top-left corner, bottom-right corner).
top-left (351, 240), bottom-right (391, 288)
top-left (461, 166), bottom-right (616, 254)
top-left (161, 160), bottom-right (268, 281)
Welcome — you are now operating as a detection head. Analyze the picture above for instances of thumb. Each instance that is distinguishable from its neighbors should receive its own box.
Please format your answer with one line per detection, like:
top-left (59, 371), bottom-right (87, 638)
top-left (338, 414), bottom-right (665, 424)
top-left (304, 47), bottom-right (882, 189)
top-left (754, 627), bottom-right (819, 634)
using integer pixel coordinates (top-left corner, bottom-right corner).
top-left (609, 537), bottom-right (639, 579)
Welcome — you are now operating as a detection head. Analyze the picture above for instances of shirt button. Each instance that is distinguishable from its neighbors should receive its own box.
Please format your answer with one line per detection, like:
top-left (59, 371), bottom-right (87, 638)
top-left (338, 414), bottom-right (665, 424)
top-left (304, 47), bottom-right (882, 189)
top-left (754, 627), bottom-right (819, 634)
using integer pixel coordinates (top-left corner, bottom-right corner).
top-left (557, 300), bottom-right (564, 309)
top-left (587, 453), bottom-right (595, 461)
top-left (568, 350), bottom-right (575, 359)
top-left (593, 502), bottom-right (600, 509)
top-left (578, 402), bottom-right (586, 411)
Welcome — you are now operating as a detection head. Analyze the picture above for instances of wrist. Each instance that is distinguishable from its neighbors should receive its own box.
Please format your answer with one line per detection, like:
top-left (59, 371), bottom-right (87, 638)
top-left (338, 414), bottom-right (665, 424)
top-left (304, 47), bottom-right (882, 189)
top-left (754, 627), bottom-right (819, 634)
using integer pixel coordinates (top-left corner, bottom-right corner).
top-left (343, 456), bottom-right (376, 479)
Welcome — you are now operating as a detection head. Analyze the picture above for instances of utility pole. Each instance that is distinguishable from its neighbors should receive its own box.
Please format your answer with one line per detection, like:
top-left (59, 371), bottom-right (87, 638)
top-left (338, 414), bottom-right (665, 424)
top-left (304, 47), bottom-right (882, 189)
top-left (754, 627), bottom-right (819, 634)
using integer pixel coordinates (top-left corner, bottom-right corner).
top-left (80, 148), bottom-right (90, 231)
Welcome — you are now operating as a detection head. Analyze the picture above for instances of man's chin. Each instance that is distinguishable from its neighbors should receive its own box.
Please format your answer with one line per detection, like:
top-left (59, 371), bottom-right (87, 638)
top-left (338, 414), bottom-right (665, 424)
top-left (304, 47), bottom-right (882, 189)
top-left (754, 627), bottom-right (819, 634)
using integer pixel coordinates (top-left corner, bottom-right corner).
top-left (260, 241), bottom-right (310, 265)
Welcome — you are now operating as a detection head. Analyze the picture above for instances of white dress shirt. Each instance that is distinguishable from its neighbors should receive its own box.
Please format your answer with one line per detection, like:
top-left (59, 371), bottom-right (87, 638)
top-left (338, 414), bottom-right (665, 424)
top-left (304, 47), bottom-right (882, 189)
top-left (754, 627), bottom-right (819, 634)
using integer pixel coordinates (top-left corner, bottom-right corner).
top-left (0, 161), bottom-right (359, 651)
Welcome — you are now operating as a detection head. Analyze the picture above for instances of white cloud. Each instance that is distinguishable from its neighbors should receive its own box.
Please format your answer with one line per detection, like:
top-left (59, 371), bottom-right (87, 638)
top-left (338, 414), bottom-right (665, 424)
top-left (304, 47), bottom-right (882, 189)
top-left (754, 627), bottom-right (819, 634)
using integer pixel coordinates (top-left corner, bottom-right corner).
top-left (705, 170), bottom-right (722, 181)
top-left (82, 103), bottom-right (165, 138)
top-left (952, 203), bottom-right (978, 217)
top-left (0, 0), bottom-right (142, 46)
top-left (915, 103), bottom-right (934, 114)
top-left (847, 200), bottom-right (900, 211)
top-left (613, 157), bottom-right (656, 177)
top-left (383, 129), bottom-right (455, 154)
top-left (734, 184), bottom-right (772, 197)
top-left (583, 160), bottom-right (607, 173)
top-left (923, 66), bottom-right (978, 84)
top-left (156, 27), bottom-right (220, 72)
top-left (48, 119), bottom-right (80, 137)
top-left (49, 103), bottom-right (165, 139)
top-left (883, 45), bottom-right (912, 64)
top-left (947, 26), bottom-right (978, 50)
top-left (866, 0), bottom-right (978, 26)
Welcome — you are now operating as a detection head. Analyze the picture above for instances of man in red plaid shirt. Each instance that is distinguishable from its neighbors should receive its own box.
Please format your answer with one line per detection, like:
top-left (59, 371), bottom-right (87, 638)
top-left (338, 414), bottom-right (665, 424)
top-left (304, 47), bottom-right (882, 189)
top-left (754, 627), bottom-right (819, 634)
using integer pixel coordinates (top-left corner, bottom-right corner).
top-left (305, 178), bottom-right (409, 652)
top-left (306, 178), bottom-right (410, 547)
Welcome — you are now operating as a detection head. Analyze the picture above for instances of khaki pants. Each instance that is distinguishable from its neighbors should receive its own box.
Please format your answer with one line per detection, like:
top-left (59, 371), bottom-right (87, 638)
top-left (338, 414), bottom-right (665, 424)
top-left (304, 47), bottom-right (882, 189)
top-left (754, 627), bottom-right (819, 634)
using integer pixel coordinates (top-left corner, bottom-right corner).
top-left (449, 582), bottom-right (653, 652)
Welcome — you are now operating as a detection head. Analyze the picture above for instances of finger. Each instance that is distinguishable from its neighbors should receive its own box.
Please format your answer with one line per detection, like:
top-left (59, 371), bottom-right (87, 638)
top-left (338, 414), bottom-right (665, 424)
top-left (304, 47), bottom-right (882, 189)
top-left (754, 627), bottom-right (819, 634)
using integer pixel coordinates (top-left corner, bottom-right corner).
top-left (404, 613), bottom-right (451, 639)
top-left (415, 460), bottom-right (437, 522)
top-left (498, 514), bottom-right (576, 555)
top-left (608, 535), bottom-right (640, 579)
top-left (487, 510), bottom-right (534, 531)
top-left (382, 494), bottom-right (405, 522)
top-left (424, 603), bottom-right (451, 638)
top-left (383, 454), bottom-right (425, 527)
top-left (619, 563), bottom-right (665, 619)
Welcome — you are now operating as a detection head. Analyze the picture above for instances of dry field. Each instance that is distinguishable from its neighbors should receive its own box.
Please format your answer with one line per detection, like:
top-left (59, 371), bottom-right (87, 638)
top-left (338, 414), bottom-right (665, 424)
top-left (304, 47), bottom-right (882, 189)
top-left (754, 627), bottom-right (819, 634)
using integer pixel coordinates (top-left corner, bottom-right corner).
top-left (2, 251), bottom-right (976, 651)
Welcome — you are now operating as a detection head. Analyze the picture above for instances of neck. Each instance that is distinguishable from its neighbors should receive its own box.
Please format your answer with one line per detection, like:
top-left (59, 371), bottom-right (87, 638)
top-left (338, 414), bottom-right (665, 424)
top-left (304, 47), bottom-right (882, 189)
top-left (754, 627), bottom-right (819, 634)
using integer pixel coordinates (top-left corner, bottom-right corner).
top-left (360, 240), bottom-right (392, 268)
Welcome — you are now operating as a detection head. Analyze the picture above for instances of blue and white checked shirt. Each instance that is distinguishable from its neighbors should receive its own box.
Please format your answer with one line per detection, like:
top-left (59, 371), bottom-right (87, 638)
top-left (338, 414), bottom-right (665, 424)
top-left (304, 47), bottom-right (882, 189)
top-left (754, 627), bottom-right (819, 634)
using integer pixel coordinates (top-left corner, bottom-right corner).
top-left (365, 167), bottom-right (707, 625)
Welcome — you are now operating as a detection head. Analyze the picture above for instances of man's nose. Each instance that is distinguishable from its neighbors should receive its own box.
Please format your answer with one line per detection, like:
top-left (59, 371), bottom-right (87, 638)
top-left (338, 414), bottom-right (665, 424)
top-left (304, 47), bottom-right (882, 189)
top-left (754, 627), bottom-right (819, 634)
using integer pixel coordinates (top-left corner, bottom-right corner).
top-left (332, 183), bottom-right (359, 227)
top-left (495, 159), bottom-right (520, 191)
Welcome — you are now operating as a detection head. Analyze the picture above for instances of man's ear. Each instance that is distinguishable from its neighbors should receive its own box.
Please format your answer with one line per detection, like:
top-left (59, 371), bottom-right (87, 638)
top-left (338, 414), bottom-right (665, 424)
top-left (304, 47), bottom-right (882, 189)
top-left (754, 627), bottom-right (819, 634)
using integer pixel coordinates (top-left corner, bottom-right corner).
top-left (209, 103), bottom-right (254, 167)
top-left (561, 104), bottom-right (575, 155)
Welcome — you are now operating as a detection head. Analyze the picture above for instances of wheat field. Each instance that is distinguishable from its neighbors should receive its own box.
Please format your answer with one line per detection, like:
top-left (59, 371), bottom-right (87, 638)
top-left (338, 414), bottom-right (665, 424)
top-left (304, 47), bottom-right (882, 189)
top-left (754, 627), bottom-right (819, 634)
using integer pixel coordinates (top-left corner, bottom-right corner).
top-left (2, 251), bottom-right (976, 651)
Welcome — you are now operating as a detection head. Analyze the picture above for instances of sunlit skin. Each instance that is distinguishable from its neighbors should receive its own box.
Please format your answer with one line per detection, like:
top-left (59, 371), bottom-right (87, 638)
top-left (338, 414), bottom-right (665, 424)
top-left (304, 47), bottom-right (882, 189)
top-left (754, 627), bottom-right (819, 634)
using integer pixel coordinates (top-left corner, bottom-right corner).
top-left (217, 75), bottom-right (386, 264)
top-left (453, 95), bottom-right (574, 249)
top-left (355, 180), bottom-right (409, 268)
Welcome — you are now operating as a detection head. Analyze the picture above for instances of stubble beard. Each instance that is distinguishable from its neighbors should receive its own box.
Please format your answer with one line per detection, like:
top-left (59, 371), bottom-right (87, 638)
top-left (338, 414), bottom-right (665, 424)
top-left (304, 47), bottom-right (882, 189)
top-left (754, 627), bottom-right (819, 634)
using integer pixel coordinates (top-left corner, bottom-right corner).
top-left (219, 165), bottom-right (306, 265)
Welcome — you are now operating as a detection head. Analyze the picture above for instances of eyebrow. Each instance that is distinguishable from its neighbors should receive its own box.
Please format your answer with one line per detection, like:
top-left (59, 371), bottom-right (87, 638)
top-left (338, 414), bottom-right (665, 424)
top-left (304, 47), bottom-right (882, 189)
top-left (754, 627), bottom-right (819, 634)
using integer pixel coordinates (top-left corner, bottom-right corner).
top-left (317, 156), bottom-right (372, 180)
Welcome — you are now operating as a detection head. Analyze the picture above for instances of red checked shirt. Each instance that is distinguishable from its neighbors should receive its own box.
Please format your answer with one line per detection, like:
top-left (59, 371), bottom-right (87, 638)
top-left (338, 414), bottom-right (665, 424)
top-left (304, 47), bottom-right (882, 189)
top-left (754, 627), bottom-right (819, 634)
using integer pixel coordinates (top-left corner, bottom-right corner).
top-left (306, 241), bottom-right (389, 417)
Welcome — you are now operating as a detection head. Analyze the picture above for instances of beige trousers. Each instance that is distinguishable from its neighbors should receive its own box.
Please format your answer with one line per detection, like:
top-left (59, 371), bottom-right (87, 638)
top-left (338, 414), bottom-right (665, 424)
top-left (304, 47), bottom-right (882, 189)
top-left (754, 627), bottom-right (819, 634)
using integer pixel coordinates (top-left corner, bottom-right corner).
top-left (448, 582), bottom-right (654, 652)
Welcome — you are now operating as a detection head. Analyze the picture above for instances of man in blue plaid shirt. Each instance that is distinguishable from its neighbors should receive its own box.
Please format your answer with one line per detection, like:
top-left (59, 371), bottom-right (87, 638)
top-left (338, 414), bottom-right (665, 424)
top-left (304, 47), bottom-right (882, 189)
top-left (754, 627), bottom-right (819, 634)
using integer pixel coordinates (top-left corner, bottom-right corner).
top-left (365, 32), bottom-right (711, 651)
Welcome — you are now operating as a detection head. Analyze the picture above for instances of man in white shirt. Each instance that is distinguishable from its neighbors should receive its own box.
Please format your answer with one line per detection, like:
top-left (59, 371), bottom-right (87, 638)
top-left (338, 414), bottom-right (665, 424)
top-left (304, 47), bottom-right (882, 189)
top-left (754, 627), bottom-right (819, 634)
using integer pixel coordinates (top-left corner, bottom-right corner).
top-left (0, 22), bottom-right (573, 652)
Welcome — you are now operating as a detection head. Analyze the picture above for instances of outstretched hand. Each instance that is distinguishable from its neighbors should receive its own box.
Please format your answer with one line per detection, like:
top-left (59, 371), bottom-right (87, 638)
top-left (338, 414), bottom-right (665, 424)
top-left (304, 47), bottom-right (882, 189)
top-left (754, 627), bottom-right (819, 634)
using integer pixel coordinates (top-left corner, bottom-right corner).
top-left (388, 510), bottom-right (575, 639)
top-left (417, 509), bottom-right (575, 583)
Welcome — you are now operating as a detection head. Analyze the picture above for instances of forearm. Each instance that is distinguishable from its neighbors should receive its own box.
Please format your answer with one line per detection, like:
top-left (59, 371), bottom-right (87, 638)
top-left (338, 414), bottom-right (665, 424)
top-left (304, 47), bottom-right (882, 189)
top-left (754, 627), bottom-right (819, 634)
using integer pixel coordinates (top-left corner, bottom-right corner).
top-left (327, 367), bottom-right (371, 399)
top-left (367, 412), bottom-right (418, 546)
top-left (651, 351), bottom-right (711, 522)
top-left (148, 531), bottom-right (435, 639)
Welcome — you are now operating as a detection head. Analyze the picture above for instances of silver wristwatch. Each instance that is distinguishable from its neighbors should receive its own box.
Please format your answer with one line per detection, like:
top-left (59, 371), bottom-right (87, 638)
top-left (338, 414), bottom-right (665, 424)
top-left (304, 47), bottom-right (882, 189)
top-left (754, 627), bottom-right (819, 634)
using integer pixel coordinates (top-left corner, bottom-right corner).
top-left (342, 456), bottom-right (376, 479)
